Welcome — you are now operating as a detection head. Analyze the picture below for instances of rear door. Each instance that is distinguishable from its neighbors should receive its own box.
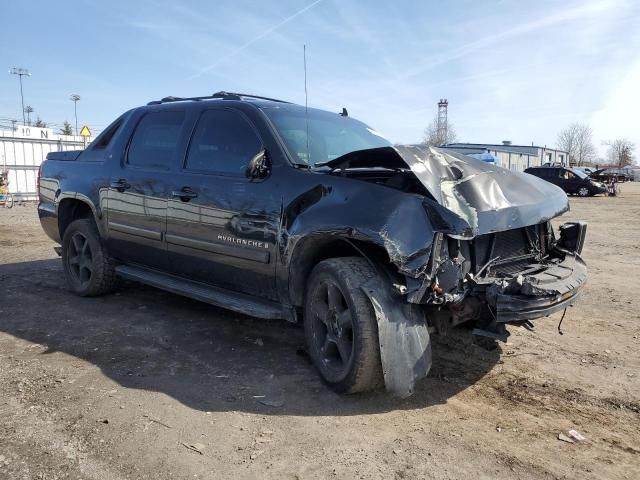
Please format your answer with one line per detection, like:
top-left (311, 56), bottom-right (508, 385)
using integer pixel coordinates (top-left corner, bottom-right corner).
top-left (106, 109), bottom-right (187, 269)
top-left (165, 107), bottom-right (281, 300)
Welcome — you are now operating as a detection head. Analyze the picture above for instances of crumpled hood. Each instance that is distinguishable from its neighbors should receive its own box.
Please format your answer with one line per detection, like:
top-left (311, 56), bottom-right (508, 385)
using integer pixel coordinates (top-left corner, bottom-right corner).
top-left (395, 145), bottom-right (569, 235)
top-left (321, 145), bottom-right (569, 237)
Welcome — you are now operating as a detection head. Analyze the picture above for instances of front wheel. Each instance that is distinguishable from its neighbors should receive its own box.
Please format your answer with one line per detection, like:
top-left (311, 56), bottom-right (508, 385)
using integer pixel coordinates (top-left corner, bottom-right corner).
top-left (304, 257), bottom-right (384, 394)
top-left (577, 186), bottom-right (590, 197)
top-left (62, 218), bottom-right (118, 296)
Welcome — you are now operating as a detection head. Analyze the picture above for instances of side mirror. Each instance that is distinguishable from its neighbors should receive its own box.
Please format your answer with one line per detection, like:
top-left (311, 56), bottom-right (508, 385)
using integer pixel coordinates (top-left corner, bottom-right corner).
top-left (245, 149), bottom-right (271, 180)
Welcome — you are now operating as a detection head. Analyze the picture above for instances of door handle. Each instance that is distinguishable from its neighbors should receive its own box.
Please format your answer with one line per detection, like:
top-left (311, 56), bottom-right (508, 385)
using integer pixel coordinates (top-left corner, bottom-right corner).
top-left (109, 179), bottom-right (130, 191)
top-left (171, 187), bottom-right (198, 201)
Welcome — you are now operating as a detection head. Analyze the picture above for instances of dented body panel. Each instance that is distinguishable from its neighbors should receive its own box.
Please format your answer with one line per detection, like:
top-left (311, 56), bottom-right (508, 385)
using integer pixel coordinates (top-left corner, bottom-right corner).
top-left (282, 145), bottom-right (585, 394)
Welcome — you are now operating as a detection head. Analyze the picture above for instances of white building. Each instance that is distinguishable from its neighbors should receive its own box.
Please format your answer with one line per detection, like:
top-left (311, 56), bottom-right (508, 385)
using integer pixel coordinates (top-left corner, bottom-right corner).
top-left (0, 126), bottom-right (92, 201)
top-left (441, 142), bottom-right (569, 172)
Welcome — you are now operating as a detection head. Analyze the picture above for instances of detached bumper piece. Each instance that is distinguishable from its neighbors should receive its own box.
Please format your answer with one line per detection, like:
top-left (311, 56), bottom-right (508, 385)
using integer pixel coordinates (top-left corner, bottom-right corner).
top-left (492, 254), bottom-right (587, 323)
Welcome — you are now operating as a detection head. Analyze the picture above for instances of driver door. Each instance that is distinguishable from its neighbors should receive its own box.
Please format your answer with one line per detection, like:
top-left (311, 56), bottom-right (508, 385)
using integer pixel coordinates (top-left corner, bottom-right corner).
top-left (165, 107), bottom-right (281, 300)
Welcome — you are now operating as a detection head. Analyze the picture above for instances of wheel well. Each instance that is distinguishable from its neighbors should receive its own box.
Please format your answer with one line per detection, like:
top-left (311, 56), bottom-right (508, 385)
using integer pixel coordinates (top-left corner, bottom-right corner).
top-left (288, 237), bottom-right (393, 307)
top-left (58, 199), bottom-right (93, 239)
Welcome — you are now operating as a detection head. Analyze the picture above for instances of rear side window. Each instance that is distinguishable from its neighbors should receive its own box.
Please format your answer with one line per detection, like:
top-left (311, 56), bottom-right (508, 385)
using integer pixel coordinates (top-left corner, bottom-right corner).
top-left (127, 111), bottom-right (185, 170)
top-left (185, 109), bottom-right (262, 176)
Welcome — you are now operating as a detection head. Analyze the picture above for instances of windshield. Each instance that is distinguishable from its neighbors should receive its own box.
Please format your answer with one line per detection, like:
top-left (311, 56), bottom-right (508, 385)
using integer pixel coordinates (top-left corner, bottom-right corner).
top-left (262, 106), bottom-right (392, 166)
top-left (570, 168), bottom-right (589, 179)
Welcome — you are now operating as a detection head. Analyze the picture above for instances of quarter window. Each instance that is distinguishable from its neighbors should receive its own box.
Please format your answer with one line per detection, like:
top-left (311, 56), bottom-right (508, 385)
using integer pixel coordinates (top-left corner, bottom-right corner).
top-left (127, 111), bottom-right (185, 170)
top-left (185, 109), bottom-right (262, 175)
top-left (93, 115), bottom-right (125, 149)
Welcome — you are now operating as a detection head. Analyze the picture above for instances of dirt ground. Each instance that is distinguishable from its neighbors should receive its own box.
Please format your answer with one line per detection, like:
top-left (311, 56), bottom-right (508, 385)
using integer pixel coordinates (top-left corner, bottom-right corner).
top-left (0, 185), bottom-right (639, 480)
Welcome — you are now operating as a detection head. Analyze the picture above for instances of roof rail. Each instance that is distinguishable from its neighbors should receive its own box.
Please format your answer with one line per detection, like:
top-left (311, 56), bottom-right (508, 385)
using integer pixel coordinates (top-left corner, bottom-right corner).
top-left (147, 91), bottom-right (291, 106)
top-left (211, 91), bottom-right (291, 103)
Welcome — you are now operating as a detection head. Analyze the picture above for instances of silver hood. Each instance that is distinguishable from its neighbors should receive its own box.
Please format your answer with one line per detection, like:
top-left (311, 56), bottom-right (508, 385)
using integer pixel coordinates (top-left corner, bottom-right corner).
top-left (320, 145), bottom-right (569, 236)
top-left (396, 145), bottom-right (569, 236)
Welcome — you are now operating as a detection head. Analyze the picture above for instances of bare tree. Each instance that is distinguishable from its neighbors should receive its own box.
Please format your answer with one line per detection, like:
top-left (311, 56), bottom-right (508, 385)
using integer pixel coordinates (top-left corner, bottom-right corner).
top-left (422, 115), bottom-right (458, 146)
top-left (33, 117), bottom-right (47, 128)
top-left (556, 123), bottom-right (596, 166)
top-left (604, 139), bottom-right (635, 167)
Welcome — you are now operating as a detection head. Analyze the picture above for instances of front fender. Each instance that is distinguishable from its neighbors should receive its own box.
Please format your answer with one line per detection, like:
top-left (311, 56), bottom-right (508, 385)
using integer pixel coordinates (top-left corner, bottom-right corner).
top-left (281, 181), bottom-right (448, 278)
top-left (361, 274), bottom-right (432, 397)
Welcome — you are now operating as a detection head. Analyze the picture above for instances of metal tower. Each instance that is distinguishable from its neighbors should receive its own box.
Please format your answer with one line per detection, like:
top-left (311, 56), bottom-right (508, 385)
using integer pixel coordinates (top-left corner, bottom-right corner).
top-left (436, 98), bottom-right (448, 144)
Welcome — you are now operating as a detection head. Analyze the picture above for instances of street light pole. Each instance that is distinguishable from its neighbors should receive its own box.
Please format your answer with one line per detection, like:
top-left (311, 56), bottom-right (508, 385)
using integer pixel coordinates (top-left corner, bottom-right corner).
top-left (70, 94), bottom-right (81, 136)
top-left (9, 67), bottom-right (31, 125)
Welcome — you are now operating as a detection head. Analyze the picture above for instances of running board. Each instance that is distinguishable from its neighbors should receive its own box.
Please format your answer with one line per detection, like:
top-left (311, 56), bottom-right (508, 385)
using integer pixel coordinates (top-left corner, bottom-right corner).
top-left (114, 265), bottom-right (284, 320)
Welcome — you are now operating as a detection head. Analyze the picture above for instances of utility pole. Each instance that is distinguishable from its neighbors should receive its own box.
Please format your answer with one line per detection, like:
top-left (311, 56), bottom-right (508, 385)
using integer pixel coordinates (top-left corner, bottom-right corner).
top-left (436, 98), bottom-right (448, 145)
top-left (9, 67), bottom-right (30, 126)
top-left (24, 106), bottom-right (33, 126)
top-left (70, 94), bottom-right (81, 135)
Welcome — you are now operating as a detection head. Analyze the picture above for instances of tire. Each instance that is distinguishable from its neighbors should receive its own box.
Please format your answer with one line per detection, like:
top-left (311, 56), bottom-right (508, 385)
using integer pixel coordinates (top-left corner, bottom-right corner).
top-left (577, 186), bottom-right (590, 197)
top-left (304, 257), bottom-right (384, 394)
top-left (61, 218), bottom-right (118, 296)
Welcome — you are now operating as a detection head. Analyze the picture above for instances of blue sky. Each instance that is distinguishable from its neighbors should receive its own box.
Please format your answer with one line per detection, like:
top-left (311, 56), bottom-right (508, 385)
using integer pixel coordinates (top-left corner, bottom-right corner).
top-left (1, 0), bottom-right (639, 156)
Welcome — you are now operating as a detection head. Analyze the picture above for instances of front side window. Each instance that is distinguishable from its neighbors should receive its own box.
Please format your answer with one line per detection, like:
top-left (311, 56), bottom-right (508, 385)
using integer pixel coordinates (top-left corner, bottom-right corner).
top-left (185, 109), bottom-right (262, 176)
top-left (262, 106), bottom-right (391, 167)
top-left (127, 111), bottom-right (185, 170)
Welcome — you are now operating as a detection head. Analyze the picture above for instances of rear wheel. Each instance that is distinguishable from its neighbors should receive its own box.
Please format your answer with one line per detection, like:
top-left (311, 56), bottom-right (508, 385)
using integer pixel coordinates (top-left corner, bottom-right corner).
top-left (62, 218), bottom-right (118, 296)
top-left (577, 186), bottom-right (590, 197)
top-left (304, 257), bottom-right (384, 394)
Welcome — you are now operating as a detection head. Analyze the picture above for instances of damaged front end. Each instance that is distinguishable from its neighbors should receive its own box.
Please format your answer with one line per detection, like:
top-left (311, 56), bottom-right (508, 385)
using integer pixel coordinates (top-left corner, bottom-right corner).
top-left (322, 145), bottom-right (587, 397)
top-left (409, 220), bottom-right (587, 338)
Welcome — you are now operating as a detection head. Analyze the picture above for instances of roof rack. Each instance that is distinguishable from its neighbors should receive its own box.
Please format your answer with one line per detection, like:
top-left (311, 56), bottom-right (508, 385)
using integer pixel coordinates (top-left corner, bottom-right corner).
top-left (147, 91), bottom-right (291, 106)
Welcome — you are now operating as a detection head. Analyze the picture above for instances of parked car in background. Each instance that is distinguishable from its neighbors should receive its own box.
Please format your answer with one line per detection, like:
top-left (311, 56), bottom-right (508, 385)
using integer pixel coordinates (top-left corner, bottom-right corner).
top-left (524, 166), bottom-right (607, 196)
top-left (590, 168), bottom-right (632, 183)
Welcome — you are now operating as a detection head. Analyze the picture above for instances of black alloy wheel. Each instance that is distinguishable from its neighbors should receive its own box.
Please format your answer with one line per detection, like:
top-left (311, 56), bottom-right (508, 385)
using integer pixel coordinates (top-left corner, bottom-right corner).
top-left (308, 278), bottom-right (355, 381)
top-left (304, 257), bottom-right (384, 394)
top-left (66, 231), bottom-right (94, 289)
top-left (62, 218), bottom-right (118, 296)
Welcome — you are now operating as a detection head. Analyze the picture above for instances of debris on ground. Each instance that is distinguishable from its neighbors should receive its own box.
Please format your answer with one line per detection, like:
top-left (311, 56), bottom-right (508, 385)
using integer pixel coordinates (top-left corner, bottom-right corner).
top-left (143, 414), bottom-right (172, 429)
top-left (255, 375), bottom-right (285, 407)
top-left (182, 442), bottom-right (206, 455)
top-left (558, 433), bottom-right (575, 443)
top-left (250, 450), bottom-right (265, 460)
top-left (568, 429), bottom-right (586, 442)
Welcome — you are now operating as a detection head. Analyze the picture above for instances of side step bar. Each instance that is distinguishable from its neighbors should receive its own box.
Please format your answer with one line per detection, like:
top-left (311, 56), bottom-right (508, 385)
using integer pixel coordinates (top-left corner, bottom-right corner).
top-left (115, 265), bottom-right (284, 320)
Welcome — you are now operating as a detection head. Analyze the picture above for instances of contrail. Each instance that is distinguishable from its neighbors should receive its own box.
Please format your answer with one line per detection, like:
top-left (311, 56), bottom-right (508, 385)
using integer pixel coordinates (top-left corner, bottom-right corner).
top-left (189, 0), bottom-right (324, 79)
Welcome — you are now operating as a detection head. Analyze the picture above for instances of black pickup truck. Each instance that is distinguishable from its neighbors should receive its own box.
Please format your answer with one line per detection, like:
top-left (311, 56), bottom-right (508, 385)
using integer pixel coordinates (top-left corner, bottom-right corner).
top-left (38, 92), bottom-right (587, 397)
